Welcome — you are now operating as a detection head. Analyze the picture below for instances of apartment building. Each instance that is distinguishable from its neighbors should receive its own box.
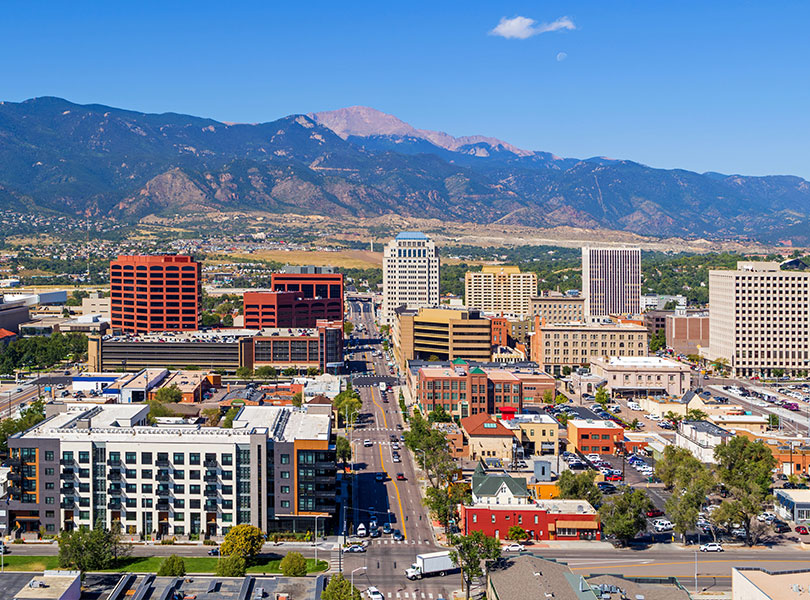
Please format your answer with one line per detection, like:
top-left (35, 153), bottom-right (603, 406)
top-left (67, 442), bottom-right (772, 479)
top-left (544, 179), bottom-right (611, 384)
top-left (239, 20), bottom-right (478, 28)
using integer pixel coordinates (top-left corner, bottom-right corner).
top-left (590, 356), bottom-right (691, 397)
top-left (581, 247), bottom-right (641, 318)
top-left (529, 292), bottom-right (585, 323)
top-left (110, 255), bottom-right (201, 334)
top-left (709, 261), bottom-right (810, 377)
top-left (5, 404), bottom-right (335, 538)
top-left (464, 266), bottom-right (537, 318)
top-left (382, 232), bottom-right (439, 324)
top-left (567, 419), bottom-right (625, 455)
top-left (530, 318), bottom-right (649, 376)
top-left (393, 306), bottom-right (492, 370)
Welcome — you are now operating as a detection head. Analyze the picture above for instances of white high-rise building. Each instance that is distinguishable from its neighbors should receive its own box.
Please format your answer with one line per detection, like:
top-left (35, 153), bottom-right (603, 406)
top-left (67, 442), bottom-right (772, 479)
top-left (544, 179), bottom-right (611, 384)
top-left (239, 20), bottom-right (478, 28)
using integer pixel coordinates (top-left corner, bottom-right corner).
top-left (382, 232), bottom-right (439, 324)
top-left (464, 266), bottom-right (537, 317)
top-left (582, 247), bottom-right (641, 318)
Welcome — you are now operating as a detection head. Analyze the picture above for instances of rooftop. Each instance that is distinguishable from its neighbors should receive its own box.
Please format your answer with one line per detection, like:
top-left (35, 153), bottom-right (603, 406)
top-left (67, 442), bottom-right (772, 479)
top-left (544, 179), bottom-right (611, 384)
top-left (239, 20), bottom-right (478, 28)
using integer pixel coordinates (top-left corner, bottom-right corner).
top-left (594, 356), bottom-right (689, 369)
top-left (710, 414), bottom-right (769, 424)
top-left (680, 420), bottom-right (732, 437)
top-left (12, 571), bottom-right (80, 600)
top-left (734, 566), bottom-right (810, 599)
top-left (568, 418), bottom-right (622, 429)
top-left (394, 231), bottom-right (428, 241)
top-left (775, 489), bottom-right (810, 503)
top-left (488, 556), bottom-right (596, 600)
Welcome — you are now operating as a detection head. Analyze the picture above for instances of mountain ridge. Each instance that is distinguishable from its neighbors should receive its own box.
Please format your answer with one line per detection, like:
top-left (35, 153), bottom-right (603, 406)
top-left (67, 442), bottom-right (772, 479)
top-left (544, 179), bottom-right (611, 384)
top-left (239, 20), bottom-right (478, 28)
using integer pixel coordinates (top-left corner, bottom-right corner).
top-left (1, 96), bottom-right (809, 243)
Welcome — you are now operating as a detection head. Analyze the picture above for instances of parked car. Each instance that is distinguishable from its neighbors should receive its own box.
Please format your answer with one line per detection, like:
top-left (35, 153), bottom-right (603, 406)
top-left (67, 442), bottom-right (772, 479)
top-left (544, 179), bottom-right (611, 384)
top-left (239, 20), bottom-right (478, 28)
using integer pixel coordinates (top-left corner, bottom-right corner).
top-left (605, 474), bottom-right (623, 482)
top-left (646, 509), bottom-right (665, 518)
top-left (382, 523), bottom-right (393, 534)
top-left (207, 547), bottom-right (220, 556)
top-left (392, 530), bottom-right (404, 541)
top-left (504, 543), bottom-right (524, 552)
top-left (654, 519), bottom-right (674, 533)
top-left (773, 521), bottom-right (791, 533)
top-left (757, 512), bottom-right (776, 523)
top-left (796, 525), bottom-right (809, 535)
top-left (366, 586), bottom-right (384, 600)
top-left (699, 542), bottom-right (723, 552)
top-left (370, 528), bottom-right (382, 538)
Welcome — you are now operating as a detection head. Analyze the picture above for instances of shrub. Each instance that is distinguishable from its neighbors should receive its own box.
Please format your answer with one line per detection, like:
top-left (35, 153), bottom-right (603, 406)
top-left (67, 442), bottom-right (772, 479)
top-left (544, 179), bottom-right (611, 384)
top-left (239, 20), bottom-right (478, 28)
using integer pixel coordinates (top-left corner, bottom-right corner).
top-left (216, 554), bottom-right (246, 577)
top-left (280, 551), bottom-right (307, 577)
top-left (157, 555), bottom-right (186, 577)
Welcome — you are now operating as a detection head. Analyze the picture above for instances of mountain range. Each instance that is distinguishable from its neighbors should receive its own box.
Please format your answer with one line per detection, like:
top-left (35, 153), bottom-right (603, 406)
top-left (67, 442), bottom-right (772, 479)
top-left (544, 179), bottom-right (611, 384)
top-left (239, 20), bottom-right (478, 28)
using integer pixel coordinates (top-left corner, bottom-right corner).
top-left (1, 96), bottom-right (809, 242)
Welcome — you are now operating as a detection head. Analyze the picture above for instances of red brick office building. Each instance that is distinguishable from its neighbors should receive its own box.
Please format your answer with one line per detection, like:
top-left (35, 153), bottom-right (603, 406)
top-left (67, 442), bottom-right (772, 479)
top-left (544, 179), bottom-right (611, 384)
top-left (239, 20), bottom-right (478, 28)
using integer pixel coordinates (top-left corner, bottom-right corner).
top-left (243, 273), bottom-right (344, 328)
top-left (110, 255), bottom-right (201, 333)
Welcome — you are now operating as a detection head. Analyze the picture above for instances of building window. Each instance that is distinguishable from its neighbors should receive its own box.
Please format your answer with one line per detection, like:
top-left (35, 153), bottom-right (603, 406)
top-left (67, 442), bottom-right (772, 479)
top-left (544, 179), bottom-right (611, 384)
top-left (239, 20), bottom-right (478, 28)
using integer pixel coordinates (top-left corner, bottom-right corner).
top-left (125, 452), bottom-right (137, 464)
top-left (141, 452), bottom-right (152, 464)
top-left (173, 453), bottom-right (185, 465)
top-left (280, 454), bottom-right (290, 465)
top-left (190, 453), bottom-right (200, 465)
top-left (491, 514), bottom-right (496, 523)
top-left (281, 500), bottom-right (290, 508)
top-left (281, 486), bottom-right (290, 494)
top-left (45, 496), bottom-right (54, 504)
top-left (44, 451), bottom-right (54, 462)
top-left (472, 514), bottom-right (477, 523)
top-left (281, 471), bottom-right (290, 479)
top-left (78, 451), bottom-right (90, 464)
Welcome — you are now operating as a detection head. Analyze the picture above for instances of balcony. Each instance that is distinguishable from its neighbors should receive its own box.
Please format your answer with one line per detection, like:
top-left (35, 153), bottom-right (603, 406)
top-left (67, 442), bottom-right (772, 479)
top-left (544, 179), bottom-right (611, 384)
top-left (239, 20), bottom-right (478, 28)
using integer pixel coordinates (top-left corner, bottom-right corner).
top-left (7, 457), bottom-right (22, 468)
top-left (204, 459), bottom-right (218, 468)
top-left (8, 472), bottom-right (23, 482)
top-left (107, 459), bottom-right (121, 467)
top-left (204, 501), bottom-right (218, 512)
top-left (156, 459), bottom-right (170, 467)
top-left (108, 471), bottom-right (122, 481)
top-left (204, 488), bottom-right (218, 497)
top-left (314, 475), bottom-right (335, 484)
top-left (156, 501), bottom-right (170, 511)
top-left (108, 500), bottom-right (122, 509)
top-left (60, 499), bottom-right (75, 509)
top-left (8, 486), bottom-right (21, 499)
top-left (315, 461), bottom-right (335, 470)
top-left (107, 487), bottom-right (122, 496)
top-left (315, 489), bottom-right (335, 499)
top-left (204, 474), bottom-right (218, 483)
top-left (156, 472), bottom-right (171, 482)
top-left (60, 486), bottom-right (75, 495)
top-left (156, 487), bottom-right (171, 497)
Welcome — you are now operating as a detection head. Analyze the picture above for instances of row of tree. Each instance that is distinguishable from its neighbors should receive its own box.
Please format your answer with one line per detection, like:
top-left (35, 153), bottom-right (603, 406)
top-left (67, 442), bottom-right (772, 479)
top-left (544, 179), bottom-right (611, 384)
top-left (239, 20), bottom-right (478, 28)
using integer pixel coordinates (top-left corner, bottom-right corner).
top-left (0, 332), bottom-right (87, 374)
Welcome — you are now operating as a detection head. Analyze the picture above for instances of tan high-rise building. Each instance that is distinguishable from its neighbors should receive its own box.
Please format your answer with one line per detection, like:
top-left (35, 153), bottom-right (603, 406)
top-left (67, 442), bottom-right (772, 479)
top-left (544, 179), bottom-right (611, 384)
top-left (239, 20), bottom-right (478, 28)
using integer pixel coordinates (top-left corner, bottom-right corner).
top-left (582, 247), bottom-right (641, 317)
top-left (464, 266), bottom-right (537, 317)
top-left (393, 306), bottom-right (492, 370)
top-left (382, 232), bottom-right (440, 325)
top-left (709, 262), bottom-right (810, 377)
top-left (530, 317), bottom-right (648, 376)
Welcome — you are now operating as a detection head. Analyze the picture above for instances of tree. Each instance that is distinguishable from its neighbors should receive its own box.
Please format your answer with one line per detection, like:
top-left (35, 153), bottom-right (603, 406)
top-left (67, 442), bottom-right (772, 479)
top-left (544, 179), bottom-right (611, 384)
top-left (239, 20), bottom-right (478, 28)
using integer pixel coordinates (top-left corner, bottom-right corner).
top-left (222, 406), bottom-right (239, 428)
top-left (404, 412), bottom-right (456, 489)
top-left (283, 367), bottom-right (297, 377)
top-left (655, 446), bottom-right (704, 490)
top-left (235, 367), bottom-right (254, 379)
top-left (427, 354), bottom-right (441, 362)
top-left (649, 330), bottom-right (666, 352)
top-left (57, 519), bottom-right (132, 572)
top-left (157, 554), bottom-right (186, 576)
top-left (220, 524), bottom-right (265, 560)
top-left (773, 368), bottom-right (785, 378)
top-left (336, 436), bottom-right (352, 466)
top-left (320, 573), bottom-right (362, 600)
top-left (343, 321), bottom-right (355, 335)
top-left (280, 551), bottom-right (308, 576)
top-left (663, 300), bottom-right (679, 310)
top-left (306, 367), bottom-right (321, 376)
top-left (665, 465), bottom-right (715, 543)
top-left (449, 531), bottom-right (501, 600)
top-left (561, 366), bottom-right (572, 376)
top-left (216, 554), bottom-right (246, 577)
top-left (507, 525), bottom-right (528, 541)
top-left (594, 387), bottom-right (609, 407)
top-left (146, 399), bottom-right (176, 425)
top-left (428, 404), bottom-right (453, 423)
top-left (557, 470), bottom-right (603, 507)
top-left (685, 408), bottom-right (708, 421)
top-left (663, 411), bottom-right (683, 424)
top-left (542, 389), bottom-right (555, 404)
top-left (291, 392), bottom-right (303, 408)
top-left (557, 412), bottom-right (569, 426)
top-left (0, 399), bottom-right (45, 453)
top-left (201, 407), bottom-right (221, 427)
top-left (334, 389), bottom-right (362, 426)
top-left (425, 484), bottom-right (471, 533)
top-left (255, 365), bottom-right (278, 380)
top-left (768, 414), bottom-right (780, 429)
top-left (714, 436), bottom-right (776, 545)
top-left (154, 384), bottom-right (182, 404)
top-left (599, 488), bottom-right (653, 546)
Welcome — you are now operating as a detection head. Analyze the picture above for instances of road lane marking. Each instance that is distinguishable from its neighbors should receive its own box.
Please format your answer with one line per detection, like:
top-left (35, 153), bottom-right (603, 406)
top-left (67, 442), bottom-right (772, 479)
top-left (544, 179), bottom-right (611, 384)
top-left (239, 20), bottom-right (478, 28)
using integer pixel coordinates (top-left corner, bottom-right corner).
top-left (377, 440), bottom-right (408, 540)
top-left (570, 558), bottom-right (810, 571)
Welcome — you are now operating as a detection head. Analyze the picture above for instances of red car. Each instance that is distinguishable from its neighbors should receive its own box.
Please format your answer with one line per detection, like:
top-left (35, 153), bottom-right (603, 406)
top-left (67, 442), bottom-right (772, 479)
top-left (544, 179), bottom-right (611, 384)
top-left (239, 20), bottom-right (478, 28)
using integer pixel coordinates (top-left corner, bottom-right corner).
top-left (396, 473), bottom-right (406, 481)
top-left (606, 474), bottom-right (623, 482)
top-left (646, 509), bottom-right (665, 518)
top-left (796, 525), bottom-right (809, 535)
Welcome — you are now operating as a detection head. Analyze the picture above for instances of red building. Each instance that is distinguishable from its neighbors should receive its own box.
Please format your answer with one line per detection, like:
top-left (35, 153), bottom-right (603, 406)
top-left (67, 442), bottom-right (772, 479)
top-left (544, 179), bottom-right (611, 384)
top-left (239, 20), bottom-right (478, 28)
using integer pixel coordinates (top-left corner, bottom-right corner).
top-left (110, 255), bottom-right (201, 333)
top-left (241, 320), bottom-right (344, 372)
top-left (459, 464), bottom-right (601, 541)
top-left (243, 273), bottom-right (344, 328)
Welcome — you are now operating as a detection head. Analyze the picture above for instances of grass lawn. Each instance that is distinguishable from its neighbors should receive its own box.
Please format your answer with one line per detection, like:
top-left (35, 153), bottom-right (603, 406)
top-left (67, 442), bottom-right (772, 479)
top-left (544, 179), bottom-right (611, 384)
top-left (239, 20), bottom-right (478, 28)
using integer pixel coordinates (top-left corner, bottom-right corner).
top-left (1, 554), bottom-right (327, 574)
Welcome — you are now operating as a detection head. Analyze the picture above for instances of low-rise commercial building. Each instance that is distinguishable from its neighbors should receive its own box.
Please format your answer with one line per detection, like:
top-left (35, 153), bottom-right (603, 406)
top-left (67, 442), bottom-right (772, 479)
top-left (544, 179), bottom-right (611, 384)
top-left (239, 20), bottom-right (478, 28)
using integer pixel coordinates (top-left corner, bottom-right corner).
top-left (0, 295), bottom-right (30, 333)
top-left (774, 489), bottom-right (810, 524)
top-left (567, 419), bottom-right (625, 455)
top-left (733, 567), bottom-right (810, 600)
top-left (666, 312), bottom-right (710, 355)
top-left (674, 420), bottom-right (732, 464)
top-left (502, 414), bottom-right (559, 456)
top-left (460, 413), bottom-right (516, 461)
top-left (530, 319), bottom-right (649, 376)
top-left (460, 464), bottom-right (600, 541)
top-left (709, 414), bottom-right (769, 434)
top-left (6, 403), bottom-right (336, 537)
top-left (590, 356), bottom-right (691, 398)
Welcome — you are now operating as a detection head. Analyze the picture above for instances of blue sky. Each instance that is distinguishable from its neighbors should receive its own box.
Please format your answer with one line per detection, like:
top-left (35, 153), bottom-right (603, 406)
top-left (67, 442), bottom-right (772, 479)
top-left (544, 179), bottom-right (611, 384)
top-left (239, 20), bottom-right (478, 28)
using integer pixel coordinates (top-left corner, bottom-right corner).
top-left (2, 1), bottom-right (809, 178)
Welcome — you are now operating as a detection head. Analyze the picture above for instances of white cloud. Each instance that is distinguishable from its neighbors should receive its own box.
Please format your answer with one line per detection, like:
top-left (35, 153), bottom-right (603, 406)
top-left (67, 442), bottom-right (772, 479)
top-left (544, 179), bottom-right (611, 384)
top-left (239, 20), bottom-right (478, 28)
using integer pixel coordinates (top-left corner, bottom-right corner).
top-left (556, 51), bottom-right (568, 62)
top-left (490, 15), bottom-right (575, 40)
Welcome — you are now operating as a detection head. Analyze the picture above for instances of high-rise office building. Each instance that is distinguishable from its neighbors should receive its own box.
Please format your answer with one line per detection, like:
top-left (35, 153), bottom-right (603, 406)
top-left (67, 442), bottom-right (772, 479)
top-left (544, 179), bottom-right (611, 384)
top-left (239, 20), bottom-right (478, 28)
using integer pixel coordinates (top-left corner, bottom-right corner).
top-left (581, 247), bottom-right (641, 317)
top-left (709, 261), bottom-right (810, 378)
top-left (382, 232), bottom-right (439, 324)
top-left (110, 255), bottom-right (201, 333)
top-left (243, 272), bottom-right (344, 329)
top-left (464, 266), bottom-right (537, 317)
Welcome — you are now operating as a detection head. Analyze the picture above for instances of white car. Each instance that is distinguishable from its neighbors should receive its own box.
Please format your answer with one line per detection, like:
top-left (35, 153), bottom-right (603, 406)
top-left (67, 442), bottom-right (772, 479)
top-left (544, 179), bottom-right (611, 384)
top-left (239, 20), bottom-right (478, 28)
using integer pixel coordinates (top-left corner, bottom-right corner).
top-left (587, 453), bottom-right (601, 461)
top-left (364, 439), bottom-right (372, 447)
top-left (653, 519), bottom-right (673, 532)
top-left (504, 543), bottom-right (525, 552)
top-left (700, 542), bottom-right (723, 552)
top-left (646, 414), bottom-right (660, 421)
top-left (367, 586), bottom-right (385, 600)
top-left (757, 512), bottom-right (776, 523)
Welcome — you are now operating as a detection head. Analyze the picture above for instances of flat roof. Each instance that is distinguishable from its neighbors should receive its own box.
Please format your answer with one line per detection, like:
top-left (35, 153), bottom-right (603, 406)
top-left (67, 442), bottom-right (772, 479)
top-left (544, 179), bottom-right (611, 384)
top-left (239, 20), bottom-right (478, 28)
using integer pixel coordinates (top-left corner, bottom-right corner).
top-left (776, 489), bottom-right (810, 503)
top-left (395, 231), bottom-right (428, 240)
top-left (568, 418), bottom-right (622, 429)
top-left (595, 356), bottom-right (688, 369)
top-left (711, 414), bottom-right (768, 424)
top-left (13, 571), bottom-right (80, 599)
top-left (735, 567), bottom-right (810, 599)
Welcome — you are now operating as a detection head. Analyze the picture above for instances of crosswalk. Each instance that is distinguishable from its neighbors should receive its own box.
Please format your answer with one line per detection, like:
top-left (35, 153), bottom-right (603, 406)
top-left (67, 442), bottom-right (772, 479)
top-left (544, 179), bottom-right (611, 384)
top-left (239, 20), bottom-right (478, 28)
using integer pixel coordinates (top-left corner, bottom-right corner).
top-left (328, 549), bottom-right (342, 573)
top-left (384, 592), bottom-right (440, 598)
top-left (371, 539), bottom-right (434, 546)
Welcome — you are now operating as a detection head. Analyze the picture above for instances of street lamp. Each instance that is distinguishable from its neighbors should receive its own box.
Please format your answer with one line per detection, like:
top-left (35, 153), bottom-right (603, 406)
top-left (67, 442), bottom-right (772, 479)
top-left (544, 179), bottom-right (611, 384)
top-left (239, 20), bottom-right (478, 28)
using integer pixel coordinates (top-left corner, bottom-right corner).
top-left (351, 566), bottom-right (367, 591)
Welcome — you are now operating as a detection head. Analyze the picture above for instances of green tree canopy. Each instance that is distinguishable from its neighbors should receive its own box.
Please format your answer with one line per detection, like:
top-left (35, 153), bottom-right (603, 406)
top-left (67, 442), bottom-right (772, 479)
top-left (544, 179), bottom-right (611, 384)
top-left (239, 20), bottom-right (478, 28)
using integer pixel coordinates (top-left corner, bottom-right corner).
top-left (235, 367), bottom-right (254, 379)
top-left (557, 470), bottom-right (603, 507)
top-left (336, 436), bottom-right (352, 465)
top-left (404, 411), bottom-right (456, 488)
top-left (599, 488), bottom-right (653, 545)
top-left (157, 555), bottom-right (186, 576)
top-left (154, 384), bottom-right (182, 404)
top-left (254, 365), bottom-right (278, 380)
top-left (216, 554), bottom-right (247, 577)
top-left (449, 531), bottom-right (501, 600)
top-left (320, 573), bottom-right (362, 600)
top-left (428, 404), bottom-right (453, 423)
top-left (280, 551), bottom-right (308, 577)
top-left (291, 392), bottom-right (303, 407)
top-left (594, 387), bottom-right (609, 407)
top-left (57, 520), bottom-right (131, 572)
top-left (220, 524), bottom-right (265, 560)
top-left (507, 525), bottom-right (528, 541)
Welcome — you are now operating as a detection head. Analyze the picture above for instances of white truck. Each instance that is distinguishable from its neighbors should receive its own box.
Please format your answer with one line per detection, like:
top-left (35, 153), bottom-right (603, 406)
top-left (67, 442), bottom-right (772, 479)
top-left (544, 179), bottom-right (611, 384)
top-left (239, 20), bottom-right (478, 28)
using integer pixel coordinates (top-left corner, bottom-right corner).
top-left (405, 551), bottom-right (457, 580)
top-left (379, 381), bottom-right (387, 393)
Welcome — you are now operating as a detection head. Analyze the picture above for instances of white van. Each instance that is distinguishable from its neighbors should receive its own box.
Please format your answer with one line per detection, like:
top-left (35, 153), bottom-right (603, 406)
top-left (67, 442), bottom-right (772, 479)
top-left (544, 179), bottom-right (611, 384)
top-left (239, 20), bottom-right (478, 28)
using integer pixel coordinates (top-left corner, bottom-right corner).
top-left (356, 523), bottom-right (367, 537)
